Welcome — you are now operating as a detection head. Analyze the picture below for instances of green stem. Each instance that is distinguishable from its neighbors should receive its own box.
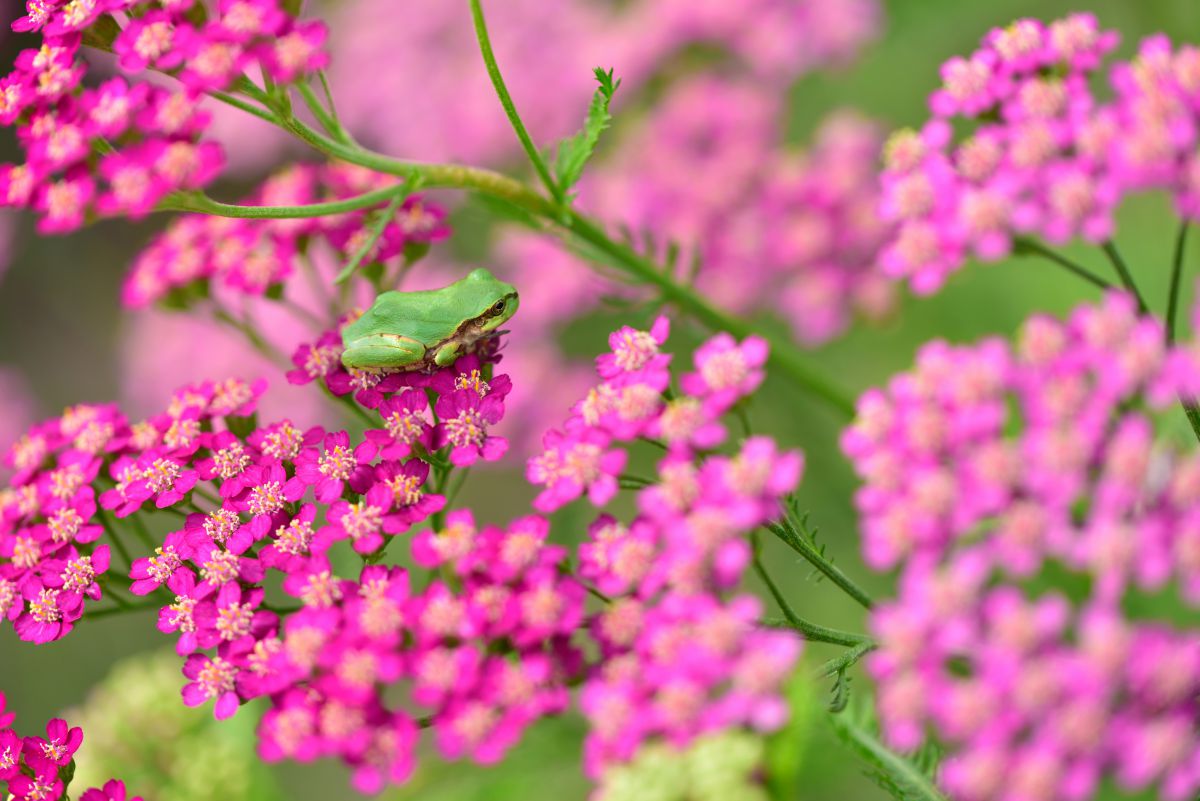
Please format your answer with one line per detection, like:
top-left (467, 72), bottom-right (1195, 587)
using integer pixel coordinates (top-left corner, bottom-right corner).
top-left (163, 183), bottom-right (408, 220)
top-left (467, 0), bottom-right (563, 205)
top-left (295, 81), bottom-right (348, 144)
top-left (97, 511), bottom-right (134, 570)
top-left (1167, 221), bottom-right (1191, 346)
top-left (212, 308), bottom-right (289, 368)
top-left (335, 189), bottom-right (410, 285)
top-left (127, 513), bottom-right (158, 551)
top-left (319, 383), bottom-right (378, 428)
top-left (209, 90), bottom-right (276, 125)
top-left (1101, 240), bottom-right (1148, 313)
top-left (444, 467), bottom-right (471, 508)
top-left (760, 617), bottom-right (871, 648)
top-left (816, 640), bottom-right (876, 678)
top-left (82, 599), bottom-right (163, 620)
top-left (563, 210), bottom-right (855, 416)
top-left (193, 485), bottom-right (221, 507)
top-left (827, 714), bottom-right (948, 801)
top-left (752, 539), bottom-right (869, 648)
top-left (766, 520), bottom-right (874, 610)
top-left (1012, 236), bottom-right (1112, 291)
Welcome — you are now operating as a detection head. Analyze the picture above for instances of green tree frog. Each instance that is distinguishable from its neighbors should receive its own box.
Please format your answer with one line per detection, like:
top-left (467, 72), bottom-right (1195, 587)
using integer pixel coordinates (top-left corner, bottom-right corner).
top-left (340, 268), bottom-right (520, 371)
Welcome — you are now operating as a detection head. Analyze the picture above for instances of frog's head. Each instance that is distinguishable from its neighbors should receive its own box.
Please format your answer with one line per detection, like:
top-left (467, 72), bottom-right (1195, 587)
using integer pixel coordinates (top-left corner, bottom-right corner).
top-left (462, 268), bottom-right (519, 334)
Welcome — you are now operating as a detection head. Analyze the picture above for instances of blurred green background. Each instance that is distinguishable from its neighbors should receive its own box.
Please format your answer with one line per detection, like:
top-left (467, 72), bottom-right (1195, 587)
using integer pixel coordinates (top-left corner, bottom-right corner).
top-left (1, 0), bottom-right (1199, 799)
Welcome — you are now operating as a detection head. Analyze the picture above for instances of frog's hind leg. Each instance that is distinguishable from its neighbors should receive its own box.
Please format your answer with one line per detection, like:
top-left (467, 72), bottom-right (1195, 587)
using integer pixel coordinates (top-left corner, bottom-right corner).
top-left (432, 340), bottom-right (465, 367)
top-left (341, 334), bottom-right (426, 371)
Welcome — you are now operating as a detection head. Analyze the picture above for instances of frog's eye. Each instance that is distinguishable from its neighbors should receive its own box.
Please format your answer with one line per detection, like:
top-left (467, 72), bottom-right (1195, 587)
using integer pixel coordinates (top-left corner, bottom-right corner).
top-left (490, 299), bottom-right (506, 315)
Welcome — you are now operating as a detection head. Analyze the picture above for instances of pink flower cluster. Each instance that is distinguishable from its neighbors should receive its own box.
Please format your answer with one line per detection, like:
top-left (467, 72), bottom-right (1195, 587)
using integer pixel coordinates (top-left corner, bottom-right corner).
top-left (880, 15), bottom-right (1200, 293)
top-left (3, 312), bottom-right (806, 793)
top-left (0, 696), bottom-right (141, 801)
top-left (0, 377), bottom-right (266, 643)
top-left (122, 163), bottom-right (449, 308)
top-left (844, 292), bottom-right (1200, 799)
top-left (0, 0), bottom-right (329, 232)
top-left (255, 512), bottom-right (583, 792)
top-left (527, 317), bottom-right (804, 774)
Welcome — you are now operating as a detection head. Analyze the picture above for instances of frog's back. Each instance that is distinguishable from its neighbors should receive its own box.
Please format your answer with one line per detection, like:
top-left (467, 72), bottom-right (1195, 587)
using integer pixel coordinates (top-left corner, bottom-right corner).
top-left (347, 269), bottom-right (514, 345)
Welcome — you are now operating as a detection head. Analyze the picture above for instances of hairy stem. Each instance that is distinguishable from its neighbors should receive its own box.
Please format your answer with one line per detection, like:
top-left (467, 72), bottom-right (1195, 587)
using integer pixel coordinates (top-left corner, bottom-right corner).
top-left (467, 0), bottom-right (563, 204)
top-left (816, 640), bottom-right (877, 678)
top-left (1101, 240), bottom-right (1148, 312)
top-left (164, 184), bottom-right (409, 220)
top-left (1167, 221), bottom-right (1191, 346)
top-left (1012, 237), bottom-right (1112, 291)
top-left (827, 714), bottom-right (948, 801)
top-left (752, 538), bottom-right (870, 648)
top-left (766, 520), bottom-right (874, 610)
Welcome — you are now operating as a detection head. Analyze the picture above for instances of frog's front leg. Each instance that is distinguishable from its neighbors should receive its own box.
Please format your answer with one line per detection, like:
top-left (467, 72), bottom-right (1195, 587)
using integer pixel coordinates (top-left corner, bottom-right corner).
top-left (433, 340), bottom-right (464, 367)
top-left (341, 334), bottom-right (427, 370)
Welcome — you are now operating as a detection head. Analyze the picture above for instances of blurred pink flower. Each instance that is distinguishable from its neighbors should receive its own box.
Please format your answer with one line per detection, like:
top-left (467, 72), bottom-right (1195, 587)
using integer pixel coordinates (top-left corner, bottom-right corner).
top-left (0, 367), bottom-right (37, 480)
top-left (118, 306), bottom-right (330, 427)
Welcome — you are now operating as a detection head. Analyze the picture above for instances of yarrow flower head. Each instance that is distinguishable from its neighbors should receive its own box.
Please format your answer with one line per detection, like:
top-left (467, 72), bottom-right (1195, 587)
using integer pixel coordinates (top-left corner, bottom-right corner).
top-left (0, 702), bottom-right (143, 801)
top-left (0, 0), bottom-right (332, 232)
top-left (524, 317), bottom-right (805, 775)
top-left (878, 15), bottom-right (1200, 294)
top-left (844, 290), bottom-right (1200, 800)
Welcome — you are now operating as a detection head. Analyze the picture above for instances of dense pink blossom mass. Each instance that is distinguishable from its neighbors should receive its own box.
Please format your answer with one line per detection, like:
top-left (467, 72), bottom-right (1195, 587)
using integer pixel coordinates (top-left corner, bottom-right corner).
top-left (0, 0), bottom-right (330, 232)
top-left (1, 312), bottom-right (802, 792)
top-left (846, 291), bottom-right (1200, 800)
top-left (880, 14), bottom-right (1200, 293)
top-left (0, 695), bottom-right (140, 801)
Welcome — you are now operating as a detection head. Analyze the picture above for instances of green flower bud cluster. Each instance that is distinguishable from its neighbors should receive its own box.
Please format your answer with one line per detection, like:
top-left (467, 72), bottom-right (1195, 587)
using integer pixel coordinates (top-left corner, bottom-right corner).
top-left (67, 651), bottom-right (282, 801)
top-left (595, 731), bottom-right (769, 801)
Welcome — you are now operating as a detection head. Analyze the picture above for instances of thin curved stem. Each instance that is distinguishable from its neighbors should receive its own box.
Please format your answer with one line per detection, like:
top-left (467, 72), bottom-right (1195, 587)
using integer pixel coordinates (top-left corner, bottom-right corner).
top-left (1167, 221), bottom-right (1191, 346)
top-left (828, 714), bottom-right (948, 801)
top-left (209, 91), bottom-right (277, 125)
top-left (767, 520), bottom-right (874, 610)
top-left (563, 210), bottom-right (856, 416)
top-left (162, 183), bottom-right (408, 220)
top-left (467, 0), bottom-right (563, 205)
top-left (82, 599), bottom-right (163, 620)
top-left (97, 511), bottom-right (133, 570)
top-left (752, 538), bottom-right (870, 648)
top-left (1101, 240), bottom-right (1148, 312)
top-left (817, 640), bottom-right (877, 678)
top-left (1012, 237), bottom-right (1113, 291)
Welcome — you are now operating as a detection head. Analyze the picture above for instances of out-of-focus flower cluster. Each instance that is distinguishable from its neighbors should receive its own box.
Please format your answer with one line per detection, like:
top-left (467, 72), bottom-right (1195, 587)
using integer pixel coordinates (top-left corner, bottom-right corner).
top-left (0, 692), bottom-right (142, 801)
top-left (880, 14), bottom-right (1200, 293)
top-left (844, 291), bottom-right (1200, 800)
top-left (501, 83), bottom-right (894, 352)
top-left (329, 0), bottom-right (880, 165)
top-left (122, 163), bottom-right (449, 308)
top-left (70, 650), bottom-right (280, 801)
top-left (0, 0), bottom-right (330, 232)
top-left (527, 317), bottom-right (803, 775)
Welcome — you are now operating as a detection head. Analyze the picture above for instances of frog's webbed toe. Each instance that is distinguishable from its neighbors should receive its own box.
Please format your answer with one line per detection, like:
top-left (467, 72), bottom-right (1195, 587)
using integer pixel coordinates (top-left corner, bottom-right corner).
top-left (341, 334), bottom-right (426, 370)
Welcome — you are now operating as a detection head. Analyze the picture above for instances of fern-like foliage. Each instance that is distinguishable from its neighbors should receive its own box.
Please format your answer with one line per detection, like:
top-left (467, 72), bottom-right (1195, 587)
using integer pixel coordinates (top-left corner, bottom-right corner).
top-left (553, 67), bottom-right (621, 198)
top-left (827, 704), bottom-right (947, 801)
